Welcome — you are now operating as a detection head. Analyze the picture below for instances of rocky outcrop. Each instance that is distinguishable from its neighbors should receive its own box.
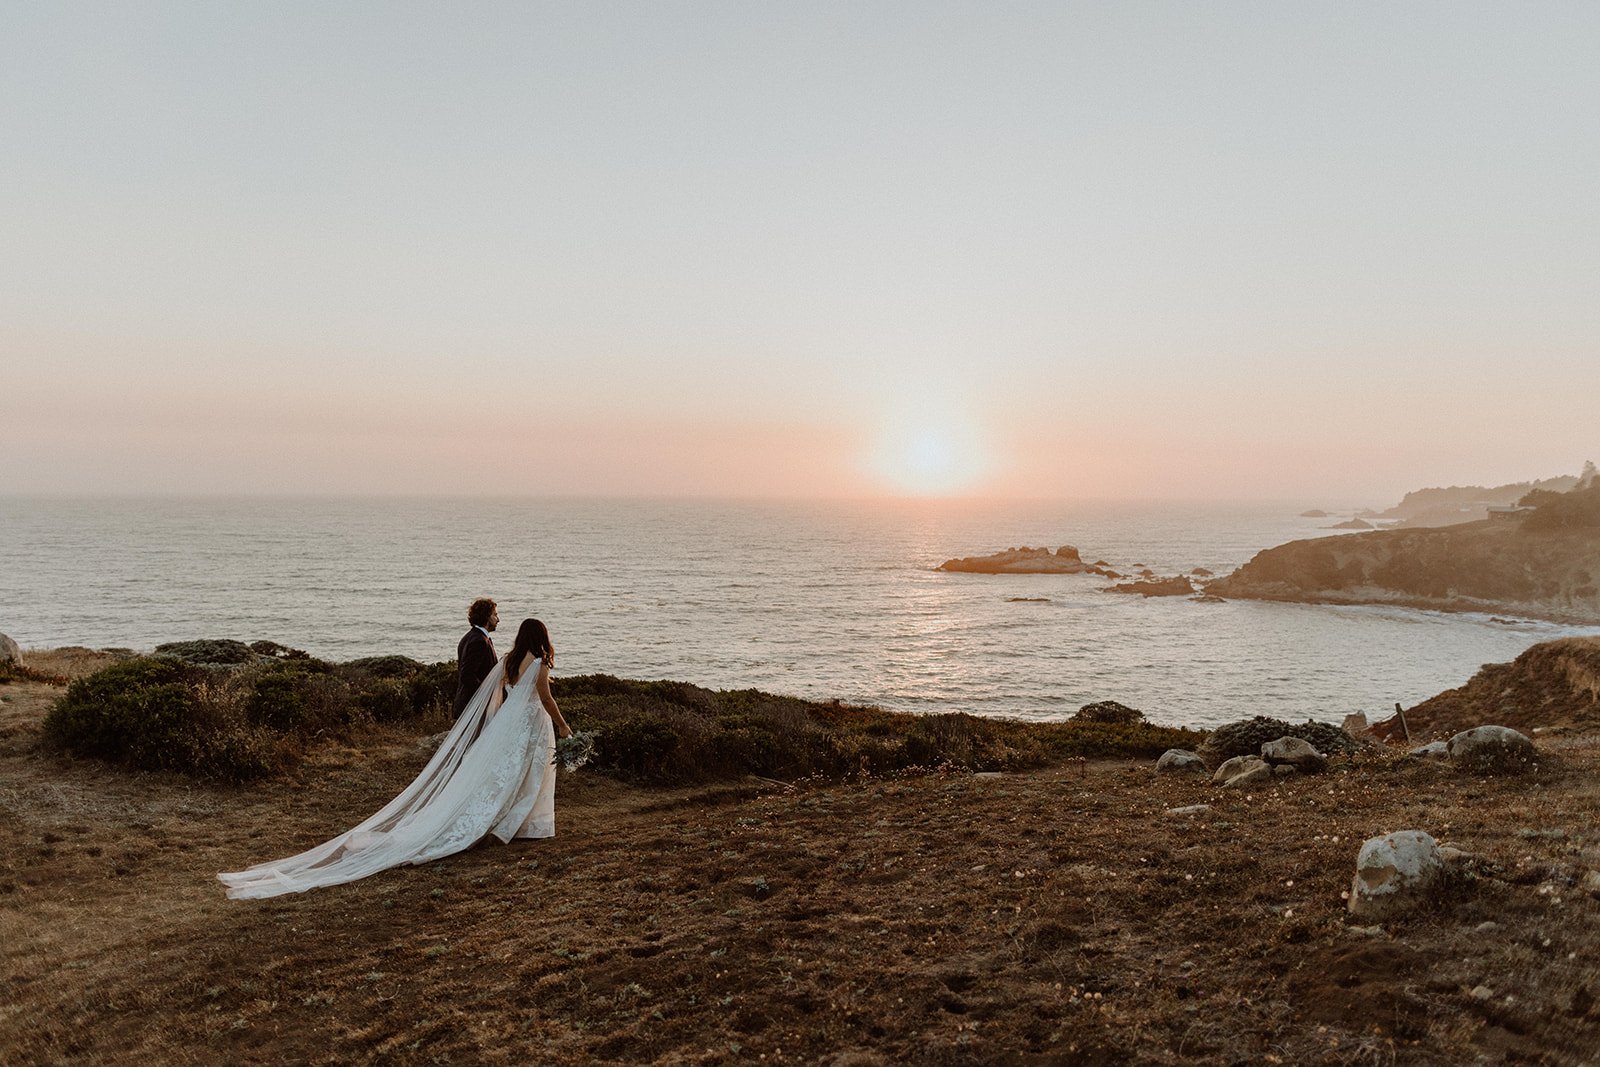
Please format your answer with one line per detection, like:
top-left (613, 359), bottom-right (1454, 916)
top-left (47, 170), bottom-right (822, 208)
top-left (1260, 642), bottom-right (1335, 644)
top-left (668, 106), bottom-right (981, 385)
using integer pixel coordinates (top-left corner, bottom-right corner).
top-left (939, 546), bottom-right (1094, 574)
top-left (0, 633), bottom-right (20, 666)
top-left (1326, 519), bottom-right (1374, 530)
top-left (1204, 520), bottom-right (1600, 624)
top-left (1372, 637), bottom-right (1600, 739)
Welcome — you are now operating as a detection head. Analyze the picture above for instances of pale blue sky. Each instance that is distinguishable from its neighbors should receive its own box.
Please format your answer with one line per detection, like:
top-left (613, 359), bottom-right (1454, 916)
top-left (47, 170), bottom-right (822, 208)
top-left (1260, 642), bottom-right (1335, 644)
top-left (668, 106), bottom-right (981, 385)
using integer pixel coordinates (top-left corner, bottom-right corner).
top-left (3, 3), bottom-right (1596, 498)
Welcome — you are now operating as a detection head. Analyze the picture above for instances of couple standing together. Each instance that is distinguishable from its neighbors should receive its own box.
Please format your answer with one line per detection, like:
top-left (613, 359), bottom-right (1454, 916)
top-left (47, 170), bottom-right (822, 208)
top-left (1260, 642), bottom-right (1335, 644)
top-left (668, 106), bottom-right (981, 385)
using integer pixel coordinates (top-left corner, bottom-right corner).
top-left (218, 599), bottom-right (572, 900)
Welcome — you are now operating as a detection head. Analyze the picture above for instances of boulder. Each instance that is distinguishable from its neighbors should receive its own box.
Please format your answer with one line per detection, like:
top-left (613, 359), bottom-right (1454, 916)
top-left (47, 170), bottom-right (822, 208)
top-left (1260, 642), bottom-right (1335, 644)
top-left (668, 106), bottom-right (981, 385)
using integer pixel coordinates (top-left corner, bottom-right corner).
top-left (1342, 711), bottom-right (1369, 735)
top-left (1055, 545), bottom-right (1082, 562)
top-left (1190, 567), bottom-right (1214, 577)
top-left (1348, 831), bottom-right (1444, 919)
top-left (1407, 741), bottom-right (1449, 761)
top-left (1447, 725), bottom-right (1538, 775)
top-left (1210, 754), bottom-right (1258, 785)
top-left (1214, 755), bottom-right (1273, 789)
top-left (1260, 736), bottom-right (1328, 773)
top-left (1155, 749), bottom-right (1207, 775)
top-left (0, 632), bottom-right (20, 666)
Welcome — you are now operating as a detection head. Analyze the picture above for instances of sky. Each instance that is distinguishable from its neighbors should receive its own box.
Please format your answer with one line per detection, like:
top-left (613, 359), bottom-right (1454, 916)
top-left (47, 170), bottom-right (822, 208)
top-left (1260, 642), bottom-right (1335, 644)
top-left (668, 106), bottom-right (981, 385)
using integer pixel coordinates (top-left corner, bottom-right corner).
top-left (2, 2), bottom-right (1596, 502)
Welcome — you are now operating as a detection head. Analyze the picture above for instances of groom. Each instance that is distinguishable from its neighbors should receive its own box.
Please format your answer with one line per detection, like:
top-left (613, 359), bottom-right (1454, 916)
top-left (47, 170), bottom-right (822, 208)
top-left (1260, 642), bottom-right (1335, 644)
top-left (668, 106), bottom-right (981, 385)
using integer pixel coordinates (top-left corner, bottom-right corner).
top-left (453, 597), bottom-right (499, 715)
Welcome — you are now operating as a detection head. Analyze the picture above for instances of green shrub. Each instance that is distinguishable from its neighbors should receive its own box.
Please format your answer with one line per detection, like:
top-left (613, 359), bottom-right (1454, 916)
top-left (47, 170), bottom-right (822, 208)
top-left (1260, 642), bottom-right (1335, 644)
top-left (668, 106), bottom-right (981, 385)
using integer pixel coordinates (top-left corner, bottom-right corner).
top-left (345, 655), bottom-right (423, 678)
top-left (42, 656), bottom-right (284, 781)
top-left (1072, 700), bottom-right (1145, 725)
top-left (356, 678), bottom-right (413, 722)
top-left (152, 639), bottom-right (258, 665)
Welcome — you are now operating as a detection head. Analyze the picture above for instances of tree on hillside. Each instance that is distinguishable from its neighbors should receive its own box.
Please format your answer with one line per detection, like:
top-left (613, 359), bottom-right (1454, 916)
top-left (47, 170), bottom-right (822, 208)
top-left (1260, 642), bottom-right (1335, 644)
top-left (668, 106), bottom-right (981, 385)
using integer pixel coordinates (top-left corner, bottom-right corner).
top-left (1520, 479), bottom-right (1600, 529)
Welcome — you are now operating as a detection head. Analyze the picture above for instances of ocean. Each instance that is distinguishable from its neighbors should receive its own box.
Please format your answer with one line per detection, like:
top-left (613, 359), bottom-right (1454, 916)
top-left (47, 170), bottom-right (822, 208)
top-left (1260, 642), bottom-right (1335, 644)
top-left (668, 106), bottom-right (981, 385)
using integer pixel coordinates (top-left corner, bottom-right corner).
top-left (2, 496), bottom-right (1591, 729)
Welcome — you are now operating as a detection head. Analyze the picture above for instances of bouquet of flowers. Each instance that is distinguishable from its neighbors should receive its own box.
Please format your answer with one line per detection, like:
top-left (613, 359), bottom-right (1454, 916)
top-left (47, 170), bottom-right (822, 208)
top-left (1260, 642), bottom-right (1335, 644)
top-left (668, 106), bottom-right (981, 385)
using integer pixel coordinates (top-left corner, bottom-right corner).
top-left (555, 729), bottom-right (598, 773)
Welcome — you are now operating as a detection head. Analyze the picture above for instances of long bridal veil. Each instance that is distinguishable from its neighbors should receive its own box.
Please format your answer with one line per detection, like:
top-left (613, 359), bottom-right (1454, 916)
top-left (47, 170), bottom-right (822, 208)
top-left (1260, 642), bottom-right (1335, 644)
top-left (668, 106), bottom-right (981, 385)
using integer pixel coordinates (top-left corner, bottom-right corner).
top-left (218, 659), bottom-right (522, 899)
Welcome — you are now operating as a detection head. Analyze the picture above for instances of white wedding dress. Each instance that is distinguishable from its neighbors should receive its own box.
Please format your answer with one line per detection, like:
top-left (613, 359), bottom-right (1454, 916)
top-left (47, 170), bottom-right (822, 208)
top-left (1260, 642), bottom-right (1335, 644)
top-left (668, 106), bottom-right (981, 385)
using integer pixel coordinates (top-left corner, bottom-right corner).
top-left (218, 657), bottom-right (556, 899)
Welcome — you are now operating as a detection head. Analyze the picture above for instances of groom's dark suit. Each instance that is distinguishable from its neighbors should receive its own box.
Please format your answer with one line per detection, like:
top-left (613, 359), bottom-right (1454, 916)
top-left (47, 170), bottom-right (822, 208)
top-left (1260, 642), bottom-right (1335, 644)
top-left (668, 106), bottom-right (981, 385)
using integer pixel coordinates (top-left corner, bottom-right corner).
top-left (453, 627), bottom-right (497, 715)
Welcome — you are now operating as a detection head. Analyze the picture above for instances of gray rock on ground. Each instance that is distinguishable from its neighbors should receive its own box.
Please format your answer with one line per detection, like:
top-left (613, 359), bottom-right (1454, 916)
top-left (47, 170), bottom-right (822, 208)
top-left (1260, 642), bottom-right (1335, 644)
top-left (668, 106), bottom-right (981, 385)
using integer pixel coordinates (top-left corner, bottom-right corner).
top-left (1348, 831), bottom-right (1445, 919)
top-left (1155, 749), bottom-right (1207, 774)
top-left (1408, 741), bottom-right (1449, 760)
top-left (1211, 755), bottom-right (1258, 785)
top-left (1165, 804), bottom-right (1211, 817)
top-left (1260, 736), bottom-right (1328, 773)
top-left (1448, 725), bottom-right (1538, 775)
top-left (1219, 757), bottom-right (1275, 790)
top-left (0, 632), bottom-right (20, 666)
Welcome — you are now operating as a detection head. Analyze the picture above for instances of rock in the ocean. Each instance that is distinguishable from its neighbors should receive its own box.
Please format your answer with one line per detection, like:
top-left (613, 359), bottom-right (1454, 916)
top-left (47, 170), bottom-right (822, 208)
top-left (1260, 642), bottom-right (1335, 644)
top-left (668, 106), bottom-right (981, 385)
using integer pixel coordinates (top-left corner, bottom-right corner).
top-left (1190, 594), bottom-right (1227, 604)
top-left (1448, 725), bottom-right (1538, 775)
top-left (0, 632), bottom-right (20, 666)
top-left (1348, 831), bottom-right (1444, 919)
top-left (1105, 576), bottom-right (1194, 597)
top-left (1407, 741), bottom-right (1450, 761)
top-left (1261, 736), bottom-right (1328, 773)
top-left (1155, 749), bottom-right (1207, 774)
top-left (938, 547), bottom-right (1091, 574)
top-left (1191, 567), bottom-right (1214, 577)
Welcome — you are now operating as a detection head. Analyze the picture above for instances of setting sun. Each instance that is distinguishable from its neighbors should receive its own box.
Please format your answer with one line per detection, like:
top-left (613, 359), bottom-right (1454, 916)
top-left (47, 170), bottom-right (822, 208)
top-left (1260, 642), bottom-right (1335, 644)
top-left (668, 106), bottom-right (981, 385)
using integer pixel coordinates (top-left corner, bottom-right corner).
top-left (867, 404), bottom-right (993, 496)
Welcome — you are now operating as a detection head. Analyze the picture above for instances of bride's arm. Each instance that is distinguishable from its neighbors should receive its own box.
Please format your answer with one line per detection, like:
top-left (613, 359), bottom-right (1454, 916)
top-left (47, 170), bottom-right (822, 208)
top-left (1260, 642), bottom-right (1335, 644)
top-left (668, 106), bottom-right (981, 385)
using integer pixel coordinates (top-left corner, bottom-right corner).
top-left (535, 660), bottom-right (572, 739)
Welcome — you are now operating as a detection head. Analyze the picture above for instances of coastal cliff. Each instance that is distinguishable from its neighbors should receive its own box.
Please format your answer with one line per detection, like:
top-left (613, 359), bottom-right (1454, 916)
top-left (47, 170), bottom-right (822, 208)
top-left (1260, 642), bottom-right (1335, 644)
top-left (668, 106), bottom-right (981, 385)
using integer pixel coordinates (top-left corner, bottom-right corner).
top-left (1372, 636), bottom-right (1600, 740)
top-left (1206, 516), bottom-right (1600, 624)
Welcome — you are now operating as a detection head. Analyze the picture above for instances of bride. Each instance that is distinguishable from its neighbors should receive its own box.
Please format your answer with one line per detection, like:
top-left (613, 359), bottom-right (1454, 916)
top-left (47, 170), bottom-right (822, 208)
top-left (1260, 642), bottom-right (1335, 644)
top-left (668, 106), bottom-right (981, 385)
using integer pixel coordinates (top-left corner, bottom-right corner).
top-left (218, 618), bottom-right (573, 899)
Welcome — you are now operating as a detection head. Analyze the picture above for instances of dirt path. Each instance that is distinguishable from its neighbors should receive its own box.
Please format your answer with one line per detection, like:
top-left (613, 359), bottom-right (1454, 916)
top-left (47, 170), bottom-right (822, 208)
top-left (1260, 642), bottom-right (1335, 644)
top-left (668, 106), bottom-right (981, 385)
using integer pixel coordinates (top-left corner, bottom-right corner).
top-left (4, 677), bottom-right (1599, 1065)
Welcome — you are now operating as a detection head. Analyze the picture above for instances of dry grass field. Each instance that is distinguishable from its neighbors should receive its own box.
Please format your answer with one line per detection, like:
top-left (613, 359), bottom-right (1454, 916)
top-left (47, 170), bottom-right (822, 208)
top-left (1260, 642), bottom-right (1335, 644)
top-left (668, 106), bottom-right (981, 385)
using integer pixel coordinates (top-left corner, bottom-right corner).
top-left (3, 651), bottom-right (1599, 1065)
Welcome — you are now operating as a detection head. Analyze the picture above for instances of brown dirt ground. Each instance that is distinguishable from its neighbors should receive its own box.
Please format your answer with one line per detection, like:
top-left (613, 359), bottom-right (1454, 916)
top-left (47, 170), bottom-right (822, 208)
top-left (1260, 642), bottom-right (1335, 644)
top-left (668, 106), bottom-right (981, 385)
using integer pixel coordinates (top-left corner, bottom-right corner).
top-left (4, 655), bottom-right (1600, 1066)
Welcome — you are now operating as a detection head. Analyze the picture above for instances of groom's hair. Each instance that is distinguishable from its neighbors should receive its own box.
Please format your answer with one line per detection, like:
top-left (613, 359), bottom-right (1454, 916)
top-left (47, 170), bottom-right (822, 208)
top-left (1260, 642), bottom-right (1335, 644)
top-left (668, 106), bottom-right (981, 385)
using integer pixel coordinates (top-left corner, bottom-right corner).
top-left (467, 598), bottom-right (497, 627)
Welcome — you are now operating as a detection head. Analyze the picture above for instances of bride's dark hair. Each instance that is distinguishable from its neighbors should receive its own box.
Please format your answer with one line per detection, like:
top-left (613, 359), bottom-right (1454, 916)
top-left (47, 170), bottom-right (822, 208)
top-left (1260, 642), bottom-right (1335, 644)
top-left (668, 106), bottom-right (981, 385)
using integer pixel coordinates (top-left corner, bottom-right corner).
top-left (504, 618), bottom-right (553, 686)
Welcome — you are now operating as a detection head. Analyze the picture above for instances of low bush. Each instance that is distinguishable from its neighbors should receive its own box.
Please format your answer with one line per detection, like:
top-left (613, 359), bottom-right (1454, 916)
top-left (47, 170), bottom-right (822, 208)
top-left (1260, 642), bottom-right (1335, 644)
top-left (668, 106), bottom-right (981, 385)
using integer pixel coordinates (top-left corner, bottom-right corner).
top-left (44, 647), bottom-right (458, 781)
top-left (1196, 716), bottom-right (1358, 767)
top-left (42, 657), bottom-right (283, 780)
top-left (1072, 700), bottom-right (1145, 725)
top-left (152, 639), bottom-right (259, 665)
top-left (42, 651), bottom-right (1208, 787)
top-left (555, 675), bottom-right (1205, 786)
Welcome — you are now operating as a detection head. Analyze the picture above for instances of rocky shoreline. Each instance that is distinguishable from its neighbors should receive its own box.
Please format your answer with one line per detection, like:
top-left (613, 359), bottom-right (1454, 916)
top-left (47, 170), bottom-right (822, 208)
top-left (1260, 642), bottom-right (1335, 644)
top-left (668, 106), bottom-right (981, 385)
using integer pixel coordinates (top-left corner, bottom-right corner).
top-left (1204, 518), bottom-right (1600, 625)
